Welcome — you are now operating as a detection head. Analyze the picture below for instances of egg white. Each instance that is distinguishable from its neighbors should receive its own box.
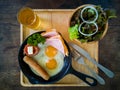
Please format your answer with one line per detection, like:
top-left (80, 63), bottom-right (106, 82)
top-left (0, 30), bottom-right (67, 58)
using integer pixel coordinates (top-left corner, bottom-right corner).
top-left (32, 43), bottom-right (64, 77)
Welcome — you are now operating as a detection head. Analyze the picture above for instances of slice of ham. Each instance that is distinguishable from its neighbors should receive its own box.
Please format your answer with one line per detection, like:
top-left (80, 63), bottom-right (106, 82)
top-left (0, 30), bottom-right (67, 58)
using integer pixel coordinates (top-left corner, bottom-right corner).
top-left (41, 30), bottom-right (58, 38)
top-left (45, 38), bottom-right (65, 56)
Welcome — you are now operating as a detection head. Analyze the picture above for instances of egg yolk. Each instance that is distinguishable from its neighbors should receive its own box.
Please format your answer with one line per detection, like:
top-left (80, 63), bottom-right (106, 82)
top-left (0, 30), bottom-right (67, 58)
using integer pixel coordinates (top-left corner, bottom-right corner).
top-left (45, 46), bottom-right (57, 57)
top-left (46, 59), bottom-right (57, 69)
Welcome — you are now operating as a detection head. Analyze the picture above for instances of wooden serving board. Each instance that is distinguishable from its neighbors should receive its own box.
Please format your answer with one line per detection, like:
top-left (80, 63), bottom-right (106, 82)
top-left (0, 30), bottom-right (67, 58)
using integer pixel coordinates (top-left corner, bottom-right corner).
top-left (20, 9), bottom-right (98, 87)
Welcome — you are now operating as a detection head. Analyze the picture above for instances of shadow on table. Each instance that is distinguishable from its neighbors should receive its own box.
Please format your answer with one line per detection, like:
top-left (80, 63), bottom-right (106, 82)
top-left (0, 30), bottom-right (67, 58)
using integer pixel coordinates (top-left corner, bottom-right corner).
top-left (24, 0), bottom-right (115, 9)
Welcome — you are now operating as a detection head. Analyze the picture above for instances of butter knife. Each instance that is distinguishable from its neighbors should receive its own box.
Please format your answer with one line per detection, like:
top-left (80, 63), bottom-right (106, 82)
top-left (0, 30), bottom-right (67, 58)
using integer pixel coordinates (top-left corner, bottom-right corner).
top-left (69, 43), bottom-right (114, 78)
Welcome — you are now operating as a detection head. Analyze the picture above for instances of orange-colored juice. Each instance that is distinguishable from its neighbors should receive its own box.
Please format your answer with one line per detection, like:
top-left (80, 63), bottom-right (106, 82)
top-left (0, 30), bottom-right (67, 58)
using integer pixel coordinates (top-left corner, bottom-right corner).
top-left (17, 7), bottom-right (41, 30)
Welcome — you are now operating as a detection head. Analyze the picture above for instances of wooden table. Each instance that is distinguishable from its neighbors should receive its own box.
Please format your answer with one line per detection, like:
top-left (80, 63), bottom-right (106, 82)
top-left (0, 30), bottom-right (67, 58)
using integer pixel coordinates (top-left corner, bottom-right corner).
top-left (0, 0), bottom-right (120, 90)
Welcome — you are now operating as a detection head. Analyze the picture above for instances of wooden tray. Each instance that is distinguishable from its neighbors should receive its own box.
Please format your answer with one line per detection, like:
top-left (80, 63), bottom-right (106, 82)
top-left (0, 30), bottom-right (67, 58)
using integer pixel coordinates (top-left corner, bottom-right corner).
top-left (20, 9), bottom-right (98, 87)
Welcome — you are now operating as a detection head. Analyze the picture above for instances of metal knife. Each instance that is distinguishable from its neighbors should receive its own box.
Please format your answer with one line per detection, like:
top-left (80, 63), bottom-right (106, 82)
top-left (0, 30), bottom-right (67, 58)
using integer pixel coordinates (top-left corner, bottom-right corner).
top-left (69, 42), bottom-right (114, 78)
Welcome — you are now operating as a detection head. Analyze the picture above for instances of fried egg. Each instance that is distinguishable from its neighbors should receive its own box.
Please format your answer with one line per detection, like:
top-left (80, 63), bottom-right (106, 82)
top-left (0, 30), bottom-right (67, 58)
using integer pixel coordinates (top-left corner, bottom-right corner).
top-left (32, 43), bottom-right (64, 77)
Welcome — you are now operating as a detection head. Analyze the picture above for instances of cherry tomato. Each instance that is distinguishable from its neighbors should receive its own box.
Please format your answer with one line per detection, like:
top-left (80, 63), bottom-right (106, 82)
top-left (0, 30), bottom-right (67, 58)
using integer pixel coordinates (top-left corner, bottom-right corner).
top-left (24, 44), bottom-right (40, 56)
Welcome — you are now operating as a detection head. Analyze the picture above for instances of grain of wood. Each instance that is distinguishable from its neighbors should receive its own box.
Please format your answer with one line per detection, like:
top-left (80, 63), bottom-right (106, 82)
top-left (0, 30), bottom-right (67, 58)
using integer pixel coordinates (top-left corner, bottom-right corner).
top-left (20, 9), bottom-right (98, 86)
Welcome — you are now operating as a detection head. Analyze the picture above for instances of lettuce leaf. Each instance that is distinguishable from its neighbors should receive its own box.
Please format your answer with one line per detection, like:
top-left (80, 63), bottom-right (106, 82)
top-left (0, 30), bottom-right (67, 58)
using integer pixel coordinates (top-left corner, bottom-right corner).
top-left (68, 24), bottom-right (79, 40)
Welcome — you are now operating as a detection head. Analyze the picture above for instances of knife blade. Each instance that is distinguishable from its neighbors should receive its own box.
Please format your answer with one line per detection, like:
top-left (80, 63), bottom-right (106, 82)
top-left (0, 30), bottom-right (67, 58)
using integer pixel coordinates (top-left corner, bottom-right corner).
top-left (69, 42), bottom-right (114, 78)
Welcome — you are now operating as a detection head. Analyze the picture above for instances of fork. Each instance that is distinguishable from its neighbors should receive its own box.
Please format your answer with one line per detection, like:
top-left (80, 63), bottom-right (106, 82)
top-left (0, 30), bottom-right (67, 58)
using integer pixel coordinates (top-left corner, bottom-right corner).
top-left (72, 49), bottom-right (105, 85)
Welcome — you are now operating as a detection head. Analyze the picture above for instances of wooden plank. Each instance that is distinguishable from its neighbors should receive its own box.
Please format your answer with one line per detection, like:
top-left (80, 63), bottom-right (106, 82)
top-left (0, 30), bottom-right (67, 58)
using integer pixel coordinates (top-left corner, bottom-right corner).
top-left (20, 9), bottom-right (98, 87)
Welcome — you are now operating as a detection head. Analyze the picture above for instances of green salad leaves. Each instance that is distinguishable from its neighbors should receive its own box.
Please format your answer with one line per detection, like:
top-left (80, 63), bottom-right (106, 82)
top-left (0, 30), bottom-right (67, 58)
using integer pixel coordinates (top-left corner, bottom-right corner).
top-left (27, 33), bottom-right (46, 46)
top-left (68, 24), bottom-right (79, 40)
top-left (69, 5), bottom-right (117, 42)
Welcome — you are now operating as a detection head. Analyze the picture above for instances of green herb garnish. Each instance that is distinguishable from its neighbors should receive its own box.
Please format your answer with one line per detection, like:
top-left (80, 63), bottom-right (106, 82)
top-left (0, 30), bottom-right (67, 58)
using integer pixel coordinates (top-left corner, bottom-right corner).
top-left (27, 33), bottom-right (46, 46)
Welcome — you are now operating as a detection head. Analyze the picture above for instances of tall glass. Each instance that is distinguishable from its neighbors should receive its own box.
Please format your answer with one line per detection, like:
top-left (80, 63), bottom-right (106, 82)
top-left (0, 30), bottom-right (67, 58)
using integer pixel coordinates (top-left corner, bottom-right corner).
top-left (17, 7), bottom-right (41, 30)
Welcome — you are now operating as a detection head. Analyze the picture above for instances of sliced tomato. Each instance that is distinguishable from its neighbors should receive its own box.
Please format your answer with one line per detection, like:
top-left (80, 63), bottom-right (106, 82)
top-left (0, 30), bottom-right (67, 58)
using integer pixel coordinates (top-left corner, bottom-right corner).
top-left (23, 44), bottom-right (40, 56)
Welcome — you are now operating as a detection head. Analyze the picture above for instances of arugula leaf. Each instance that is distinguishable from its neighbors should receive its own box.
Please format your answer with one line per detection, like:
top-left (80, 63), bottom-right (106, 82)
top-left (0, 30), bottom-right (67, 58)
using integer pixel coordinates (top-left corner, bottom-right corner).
top-left (80, 39), bottom-right (88, 43)
top-left (68, 24), bottom-right (79, 40)
top-left (105, 9), bottom-right (117, 19)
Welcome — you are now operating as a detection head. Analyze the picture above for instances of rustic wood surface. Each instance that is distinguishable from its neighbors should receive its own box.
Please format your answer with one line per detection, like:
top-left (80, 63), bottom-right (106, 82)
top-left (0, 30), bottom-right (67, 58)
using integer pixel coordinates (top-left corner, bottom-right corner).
top-left (0, 0), bottom-right (120, 90)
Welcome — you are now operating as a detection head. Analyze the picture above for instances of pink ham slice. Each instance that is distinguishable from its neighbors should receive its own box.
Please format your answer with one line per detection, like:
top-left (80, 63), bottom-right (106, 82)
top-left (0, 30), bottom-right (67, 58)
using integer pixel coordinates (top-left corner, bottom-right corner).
top-left (45, 38), bottom-right (65, 55)
top-left (41, 31), bottom-right (58, 38)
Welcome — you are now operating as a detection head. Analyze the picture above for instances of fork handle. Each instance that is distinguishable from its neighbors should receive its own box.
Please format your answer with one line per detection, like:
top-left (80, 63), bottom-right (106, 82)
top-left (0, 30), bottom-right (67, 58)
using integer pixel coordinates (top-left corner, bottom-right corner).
top-left (85, 65), bottom-right (105, 85)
